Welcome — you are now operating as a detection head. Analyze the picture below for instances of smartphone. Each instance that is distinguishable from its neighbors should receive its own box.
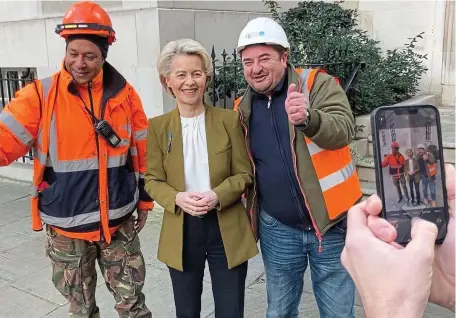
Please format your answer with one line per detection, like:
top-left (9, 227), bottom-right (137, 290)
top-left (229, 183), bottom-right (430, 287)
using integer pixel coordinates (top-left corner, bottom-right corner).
top-left (371, 105), bottom-right (449, 245)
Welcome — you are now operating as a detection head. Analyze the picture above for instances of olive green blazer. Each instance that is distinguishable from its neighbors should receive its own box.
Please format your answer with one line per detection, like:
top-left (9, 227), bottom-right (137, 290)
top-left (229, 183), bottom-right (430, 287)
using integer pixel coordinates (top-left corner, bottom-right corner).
top-left (144, 105), bottom-right (259, 271)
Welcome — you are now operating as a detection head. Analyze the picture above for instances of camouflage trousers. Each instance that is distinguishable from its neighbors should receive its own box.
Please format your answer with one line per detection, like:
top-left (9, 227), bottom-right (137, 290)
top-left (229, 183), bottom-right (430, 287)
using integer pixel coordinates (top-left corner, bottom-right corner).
top-left (45, 216), bottom-right (152, 318)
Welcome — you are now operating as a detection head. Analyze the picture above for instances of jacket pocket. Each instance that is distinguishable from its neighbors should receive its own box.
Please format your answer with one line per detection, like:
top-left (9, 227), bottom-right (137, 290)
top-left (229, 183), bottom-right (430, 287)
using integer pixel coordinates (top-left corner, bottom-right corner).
top-left (214, 144), bottom-right (232, 176)
top-left (215, 144), bottom-right (232, 155)
top-left (38, 171), bottom-right (99, 220)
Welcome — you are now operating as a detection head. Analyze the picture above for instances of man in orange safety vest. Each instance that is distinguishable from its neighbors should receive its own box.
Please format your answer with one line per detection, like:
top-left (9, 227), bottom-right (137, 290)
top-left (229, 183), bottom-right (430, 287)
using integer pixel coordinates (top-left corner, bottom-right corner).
top-left (234, 17), bottom-right (362, 318)
top-left (381, 141), bottom-right (410, 205)
top-left (0, 2), bottom-right (153, 317)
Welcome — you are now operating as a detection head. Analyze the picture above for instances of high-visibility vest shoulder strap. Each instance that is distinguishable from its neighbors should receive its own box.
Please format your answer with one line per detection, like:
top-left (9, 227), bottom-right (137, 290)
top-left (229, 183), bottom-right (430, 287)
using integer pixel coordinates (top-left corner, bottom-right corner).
top-left (233, 96), bottom-right (242, 112)
top-left (298, 68), bottom-right (362, 221)
top-left (298, 68), bottom-right (320, 103)
top-left (31, 76), bottom-right (52, 117)
top-left (41, 77), bottom-right (52, 102)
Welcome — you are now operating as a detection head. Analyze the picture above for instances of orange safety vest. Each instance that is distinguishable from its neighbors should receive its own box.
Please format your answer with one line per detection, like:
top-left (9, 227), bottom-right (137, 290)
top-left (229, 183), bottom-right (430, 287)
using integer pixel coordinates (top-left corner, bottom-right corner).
top-left (428, 163), bottom-right (436, 176)
top-left (234, 68), bottom-right (362, 222)
top-left (0, 63), bottom-right (153, 243)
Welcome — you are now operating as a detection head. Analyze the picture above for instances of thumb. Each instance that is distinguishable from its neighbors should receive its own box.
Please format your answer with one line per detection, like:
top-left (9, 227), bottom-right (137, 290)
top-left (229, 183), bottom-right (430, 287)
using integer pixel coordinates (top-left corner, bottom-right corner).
top-left (444, 164), bottom-right (455, 216)
top-left (287, 83), bottom-right (296, 95)
top-left (406, 217), bottom-right (438, 256)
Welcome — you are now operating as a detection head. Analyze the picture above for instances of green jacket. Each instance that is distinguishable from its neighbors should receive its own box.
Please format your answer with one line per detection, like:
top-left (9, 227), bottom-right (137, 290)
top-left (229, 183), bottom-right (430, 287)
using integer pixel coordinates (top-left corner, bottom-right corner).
top-left (236, 63), bottom-right (360, 240)
top-left (145, 105), bottom-right (258, 271)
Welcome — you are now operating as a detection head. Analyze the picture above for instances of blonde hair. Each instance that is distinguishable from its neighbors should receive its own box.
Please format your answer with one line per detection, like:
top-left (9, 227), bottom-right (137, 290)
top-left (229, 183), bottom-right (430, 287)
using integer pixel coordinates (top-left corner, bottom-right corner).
top-left (157, 38), bottom-right (213, 95)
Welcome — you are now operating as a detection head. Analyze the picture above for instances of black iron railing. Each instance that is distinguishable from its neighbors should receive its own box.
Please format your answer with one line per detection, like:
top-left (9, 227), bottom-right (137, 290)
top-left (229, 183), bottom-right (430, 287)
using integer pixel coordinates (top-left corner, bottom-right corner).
top-left (1, 47), bottom-right (365, 164)
top-left (0, 68), bottom-right (36, 162)
top-left (204, 45), bottom-right (365, 111)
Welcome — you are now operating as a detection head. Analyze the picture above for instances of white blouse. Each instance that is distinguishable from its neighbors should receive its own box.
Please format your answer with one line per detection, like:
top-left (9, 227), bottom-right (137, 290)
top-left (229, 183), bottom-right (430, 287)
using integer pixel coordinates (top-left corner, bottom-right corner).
top-left (180, 111), bottom-right (211, 193)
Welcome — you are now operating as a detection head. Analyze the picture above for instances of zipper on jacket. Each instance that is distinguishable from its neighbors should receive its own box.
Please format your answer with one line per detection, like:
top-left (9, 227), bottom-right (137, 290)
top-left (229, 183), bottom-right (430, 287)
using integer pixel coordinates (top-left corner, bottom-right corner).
top-left (291, 127), bottom-right (322, 251)
top-left (88, 81), bottom-right (104, 242)
top-left (238, 110), bottom-right (257, 241)
top-left (268, 97), bottom-right (312, 229)
top-left (292, 78), bottom-right (323, 252)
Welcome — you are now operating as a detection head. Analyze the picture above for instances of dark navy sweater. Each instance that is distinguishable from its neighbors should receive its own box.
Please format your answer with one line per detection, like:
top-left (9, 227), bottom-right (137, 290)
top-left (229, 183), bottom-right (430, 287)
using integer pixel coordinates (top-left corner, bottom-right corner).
top-left (249, 70), bottom-right (312, 229)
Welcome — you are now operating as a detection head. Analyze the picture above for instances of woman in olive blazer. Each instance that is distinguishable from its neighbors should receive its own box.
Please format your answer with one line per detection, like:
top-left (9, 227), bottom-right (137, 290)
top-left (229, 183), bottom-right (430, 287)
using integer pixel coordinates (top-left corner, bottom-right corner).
top-left (144, 38), bottom-right (258, 318)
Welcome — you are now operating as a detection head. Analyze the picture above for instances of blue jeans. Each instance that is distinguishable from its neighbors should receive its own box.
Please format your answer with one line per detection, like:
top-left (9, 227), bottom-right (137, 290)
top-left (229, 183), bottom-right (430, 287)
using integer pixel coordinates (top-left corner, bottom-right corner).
top-left (421, 174), bottom-right (436, 201)
top-left (259, 210), bottom-right (355, 318)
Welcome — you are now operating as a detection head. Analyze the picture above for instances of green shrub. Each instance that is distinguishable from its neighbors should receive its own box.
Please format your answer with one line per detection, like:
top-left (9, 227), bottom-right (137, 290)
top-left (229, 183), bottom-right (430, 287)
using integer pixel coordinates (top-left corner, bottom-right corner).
top-left (208, 0), bottom-right (428, 116)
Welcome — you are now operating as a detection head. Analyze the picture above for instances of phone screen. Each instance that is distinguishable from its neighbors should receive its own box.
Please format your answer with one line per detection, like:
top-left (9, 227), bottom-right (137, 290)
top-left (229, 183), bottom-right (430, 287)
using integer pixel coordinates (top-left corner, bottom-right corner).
top-left (374, 106), bottom-right (448, 244)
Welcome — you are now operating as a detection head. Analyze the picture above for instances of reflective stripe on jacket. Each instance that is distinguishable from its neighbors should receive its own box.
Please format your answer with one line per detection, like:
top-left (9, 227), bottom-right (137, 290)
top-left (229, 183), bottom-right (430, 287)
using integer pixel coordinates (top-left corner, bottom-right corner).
top-left (297, 68), bottom-right (361, 221)
top-left (0, 62), bottom-right (153, 243)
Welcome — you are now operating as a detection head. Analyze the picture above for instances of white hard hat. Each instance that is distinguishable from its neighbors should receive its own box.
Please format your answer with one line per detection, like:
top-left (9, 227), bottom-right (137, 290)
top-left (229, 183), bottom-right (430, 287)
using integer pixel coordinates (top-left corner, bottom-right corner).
top-left (417, 144), bottom-right (426, 149)
top-left (237, 17), bottom-right (290, 54)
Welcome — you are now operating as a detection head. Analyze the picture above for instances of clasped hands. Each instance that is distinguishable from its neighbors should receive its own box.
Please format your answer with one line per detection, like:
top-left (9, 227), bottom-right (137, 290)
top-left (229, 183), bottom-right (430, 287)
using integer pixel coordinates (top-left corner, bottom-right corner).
top-left (175, 191), bottom-right (219, 216)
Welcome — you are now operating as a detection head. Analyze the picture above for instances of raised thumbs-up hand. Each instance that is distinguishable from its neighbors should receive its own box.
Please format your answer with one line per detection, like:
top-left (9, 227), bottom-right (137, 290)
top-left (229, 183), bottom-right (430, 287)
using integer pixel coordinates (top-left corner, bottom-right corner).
top-left (285, 83), bottom-right (308, 125)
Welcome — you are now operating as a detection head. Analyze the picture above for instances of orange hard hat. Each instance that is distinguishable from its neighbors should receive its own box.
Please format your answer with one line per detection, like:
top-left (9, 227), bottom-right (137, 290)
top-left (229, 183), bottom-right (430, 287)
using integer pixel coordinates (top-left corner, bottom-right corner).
top-left (391, 141), bottom-right (400, 148)
top-left (55, 1), bottom-right (116, 45)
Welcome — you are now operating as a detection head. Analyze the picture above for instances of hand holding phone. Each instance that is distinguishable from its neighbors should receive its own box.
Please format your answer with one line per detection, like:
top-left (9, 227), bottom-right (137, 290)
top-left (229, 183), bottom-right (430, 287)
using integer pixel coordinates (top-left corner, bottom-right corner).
top-left (371, 105), bottom-right (449, 245)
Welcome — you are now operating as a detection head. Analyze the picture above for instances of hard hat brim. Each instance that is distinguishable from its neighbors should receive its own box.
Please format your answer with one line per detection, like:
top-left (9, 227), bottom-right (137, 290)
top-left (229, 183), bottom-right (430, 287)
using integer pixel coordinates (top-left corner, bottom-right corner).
top-left (236, 41), bottom-right (290, 54)
top-left (56, 23), bottom-right (116, 44)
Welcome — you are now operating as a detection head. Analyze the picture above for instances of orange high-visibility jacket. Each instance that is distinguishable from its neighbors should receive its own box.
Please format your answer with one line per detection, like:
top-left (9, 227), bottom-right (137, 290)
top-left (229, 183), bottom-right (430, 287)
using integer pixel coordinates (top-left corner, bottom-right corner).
top-left (381, 153), bottom-right (405, 178)
top-left (234, 68), bottom-right (362, 237)
top-left (0, 62), bottom-right (153, 243)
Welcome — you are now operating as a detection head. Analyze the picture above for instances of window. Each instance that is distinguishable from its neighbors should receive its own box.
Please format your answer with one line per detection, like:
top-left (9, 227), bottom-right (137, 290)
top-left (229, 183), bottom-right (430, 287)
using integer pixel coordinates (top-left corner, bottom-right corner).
top-left (381, 130), bottom-right (387, 147)
top-left (425, 120), bottom-right (432, 141)
top-left (389, 122), bottom-right (396, 142)
top-left (0, 68), bottom-right (37, 108)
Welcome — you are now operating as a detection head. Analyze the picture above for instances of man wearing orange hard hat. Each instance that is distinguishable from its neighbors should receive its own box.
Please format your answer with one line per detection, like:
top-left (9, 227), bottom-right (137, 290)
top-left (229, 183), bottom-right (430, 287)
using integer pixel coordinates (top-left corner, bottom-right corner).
top-left (0, 2), bottom-right (153, 317)
top-left (382, 141), bottom-right (410, 205)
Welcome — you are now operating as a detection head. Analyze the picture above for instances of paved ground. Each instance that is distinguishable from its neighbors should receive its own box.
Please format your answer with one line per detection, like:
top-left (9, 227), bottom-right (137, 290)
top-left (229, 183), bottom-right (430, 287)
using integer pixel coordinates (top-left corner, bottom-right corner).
top-left (0, 179), bottom-right (453, 318)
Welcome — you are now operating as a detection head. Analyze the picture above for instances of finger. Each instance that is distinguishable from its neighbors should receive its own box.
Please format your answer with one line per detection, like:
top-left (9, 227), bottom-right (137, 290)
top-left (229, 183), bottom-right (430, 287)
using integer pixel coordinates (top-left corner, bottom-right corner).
top-left (406, 217), bottom-right (438, 257)
top-left (286, 105), bottom-right (297, 114)
top-left (364, 195), bottom-right (383, 217)
top-left (185, 198), bottom-right (208, 207)
top-left (182, 204), bottom-right (193, 214)
top-left (288, 97), bottom-right (306, 107)
top-left (187, 203), bottom-right (210, 212)
top-left (192, 200), bottom-right (211, 209)
top-left (290, 114), bottom-right (306, 123)
top-left (284, 97), bottom-right (291, 110)
top-left (346, 199), bottom-right (371, 236)
top-left (287, 92), bottom-right (305, 100)
top-left (367, 215), bottom-right (397, 243)
top-left (340, 247), bottom-right (350, 270)
top-left (287, 83), bottom-right (296, 95)
top-left (193, 210), bottom-right (208, 216)
top-left (187, 192), bottom-right (205, 200)
top-left (390, 241), bottom-right (405, 249)
top-left (187, 196), bottom-right (210, 207)
top-left (445, 164), bottom-right (455, 216)
top-left (136, 219), bottom-right (146, 232)
top-left (287, 105), bottom-right (306, 114)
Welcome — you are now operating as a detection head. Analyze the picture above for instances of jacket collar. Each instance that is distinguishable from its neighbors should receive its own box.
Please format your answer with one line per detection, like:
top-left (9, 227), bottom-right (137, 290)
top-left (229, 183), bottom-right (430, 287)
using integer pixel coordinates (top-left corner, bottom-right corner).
top-left (59, 60), bottom-right (128, 114)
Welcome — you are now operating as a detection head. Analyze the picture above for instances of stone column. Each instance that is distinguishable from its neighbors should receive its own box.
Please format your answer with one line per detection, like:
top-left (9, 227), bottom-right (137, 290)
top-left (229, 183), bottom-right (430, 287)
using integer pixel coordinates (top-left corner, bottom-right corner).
top-left (442, 0), bottom-right (455, 106)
